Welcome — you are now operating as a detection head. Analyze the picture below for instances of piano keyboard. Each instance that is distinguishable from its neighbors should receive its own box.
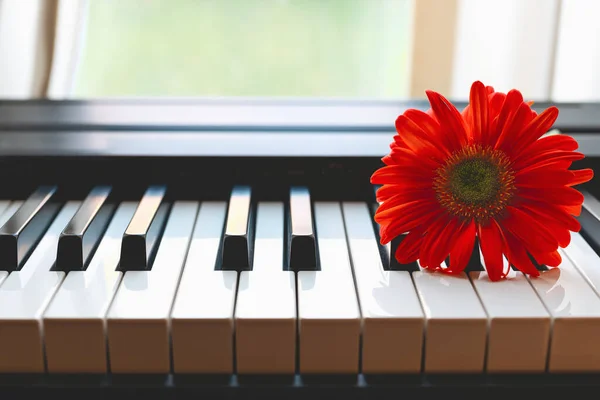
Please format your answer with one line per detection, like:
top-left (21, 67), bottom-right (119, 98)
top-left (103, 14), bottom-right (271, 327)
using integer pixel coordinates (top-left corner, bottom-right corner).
top-left (1, 184), bottom-right (600, 377)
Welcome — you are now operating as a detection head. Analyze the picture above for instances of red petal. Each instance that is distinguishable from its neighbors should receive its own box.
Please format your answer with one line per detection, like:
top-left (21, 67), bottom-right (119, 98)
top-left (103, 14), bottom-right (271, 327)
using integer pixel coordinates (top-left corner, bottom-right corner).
top-left (512, 106), bottom-right (559, 154)
top-left (478, 220), bottom-right (505, 281)
top-left (569, 169), bottom-right (594, 186)
top-left (395, 114), bottom-right (447, 160)
top-left (388, 144), bottom-right (441, 170)
top-left (489, 89), bottom-right (523, 146)
top-left (376, 188), bottom-right (435, 215)
top-left (517, 203), bottom-right (571, 247)
top-left (427, 218), bottom-right (463, 267)
top-left (529, 249), bottom-right (562, 267)
top-left (394, 226), bottom-right (426, 264)
top-left (517, 187), bottom-right (584, 206)
top-left (501, 206), bottom-right (558, 253)
top-left (370, 165), bottom-right (433, 186)
top-left (468, 81), bottom-right (489, 143)
top-left (516, 152), bottom-right (584, 174)
top-left (418, 216), bottom-right (452, 268)
top-left (495, 102), bottom-right (535, 152)
top-left (425, 90), bottom-right (468, 152)
top-left (517, 201), bottom-right (581, 233)
top-left (501, 230), bottom-right (540, 277)
top-left (564, 203), bottom-right (582, 216)
top-left (512, 134), bottom-right (579, 164)
top-left (378, 203), bottom-right (442, 244)
top-left (515, 168), bottom-right (576, 188)
top-left (488, 92), bottom-right (506, 122)
top-left (446, 220), bottom-right (477, 273)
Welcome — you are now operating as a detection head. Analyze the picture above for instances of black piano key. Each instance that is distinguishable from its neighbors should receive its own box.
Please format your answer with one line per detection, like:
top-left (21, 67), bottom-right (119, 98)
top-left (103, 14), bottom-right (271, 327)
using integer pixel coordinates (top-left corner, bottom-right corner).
top-left (0, 185), bottom-right (61, 272)
top-left (119, 185), bottom-right (170, 271)
top-left (221, 185), bottom-right (254, 271)
top-left (578, 190), bottom-right (600, 258)
top-left (389, 235), bottom-right (420, 271)
top-left (463, 238), bottom-right (484, 272)
top-left (56, 186), bottom-right (116, 271)
top-left (287, 186), bottom-right (317, 271)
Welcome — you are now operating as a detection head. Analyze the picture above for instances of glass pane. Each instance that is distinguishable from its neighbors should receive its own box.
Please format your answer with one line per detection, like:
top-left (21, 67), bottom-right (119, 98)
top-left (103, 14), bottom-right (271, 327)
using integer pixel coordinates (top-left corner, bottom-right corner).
top-left (73, 0), bottom-right (412, 98)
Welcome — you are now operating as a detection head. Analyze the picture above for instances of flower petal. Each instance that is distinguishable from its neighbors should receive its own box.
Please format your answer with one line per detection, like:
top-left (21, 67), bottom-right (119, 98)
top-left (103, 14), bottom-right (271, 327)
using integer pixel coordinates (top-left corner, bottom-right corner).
top-left (495, 101), bottom-right (535, 152)
top-left (446, 220), bottom-right (477, 273)
top-left (512, 106), bottom-right (560, 154)
top-left (378, 203), bottom-right (442, 244)
top-left (516, 151), bottom-right (584, 174)
top-left (517, 187), bottom-right (584, 206)
top-left (394, 226), bottom-right (426, 264)
top-left (425, 90), bottom-right (468, 151)
top-left (370, 165), bottom-right (433, 186)
top-left (517, 201), bottom-right (581, 233)
top-left (376, 188), bottom-right (435, 215)
top-left (515, 168), bottom-right (576, 188)
top-left (395, 114), bottom-right (447, 160)
top-left (418, 216), bottom-right (452, 268)
top-left (501, 206), bottom-right (559, 253)
top-left (568, 168), bottom-right (594, 186)
top-left (501, 230), bottom-right (540, 277)
top-left (529, 249), bottom-right (562, 268)
top-left (478, 220), bottom-right (505, 281)
top-left (468, 81), bottom-right (489, 143)
top-left (489, 89), bottom-right (523, 146)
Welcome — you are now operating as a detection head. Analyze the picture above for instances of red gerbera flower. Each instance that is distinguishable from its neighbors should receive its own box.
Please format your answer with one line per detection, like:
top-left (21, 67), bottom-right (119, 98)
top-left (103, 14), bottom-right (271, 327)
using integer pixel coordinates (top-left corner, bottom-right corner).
top-left (371, 80), bottom-right (594, 281)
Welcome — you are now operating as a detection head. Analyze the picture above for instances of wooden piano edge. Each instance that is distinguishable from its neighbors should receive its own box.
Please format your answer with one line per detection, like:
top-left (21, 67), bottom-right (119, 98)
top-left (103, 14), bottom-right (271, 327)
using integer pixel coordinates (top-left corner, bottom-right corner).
top-left (0, 373), bottom-right (598, 398)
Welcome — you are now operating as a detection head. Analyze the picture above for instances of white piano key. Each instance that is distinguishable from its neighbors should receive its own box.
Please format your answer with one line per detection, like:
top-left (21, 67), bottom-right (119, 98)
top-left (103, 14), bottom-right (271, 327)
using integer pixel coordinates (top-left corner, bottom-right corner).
top-left (0, 201), bottom-right (79, 372)
top-left (412, 270), bottom-right (487, 373)
top-left (470, 270), bottom-right (550, 373)
top-left (0, 201), bottom-right (22, 287)
top-left (298, 202), bottom-right (361, 374)
top-left (43, 202), bottom-right (137, 373)
top-left (527, 256), bottom-right (600, 372)
top-left (235, 202), bottom-right (296, 374)
top-left (342, 202), bottom-right (424, 374)
top-left (106, 201), bottom-right (198, 373)
top-left (561, 231), bottom-right (600, 295)
top-left (170, 202), bottom-right (237, 373)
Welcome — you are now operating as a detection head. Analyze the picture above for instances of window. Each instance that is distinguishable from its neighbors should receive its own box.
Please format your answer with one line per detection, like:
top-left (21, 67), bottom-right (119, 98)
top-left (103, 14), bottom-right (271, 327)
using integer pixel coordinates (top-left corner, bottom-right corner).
top-left (73, 0), bottom-right (413, 98)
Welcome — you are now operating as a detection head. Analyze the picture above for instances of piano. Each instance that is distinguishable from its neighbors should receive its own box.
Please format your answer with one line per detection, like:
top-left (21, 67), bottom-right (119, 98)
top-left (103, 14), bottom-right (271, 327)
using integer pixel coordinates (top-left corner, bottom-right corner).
top-left (0, 98), bottom-right (600, 398)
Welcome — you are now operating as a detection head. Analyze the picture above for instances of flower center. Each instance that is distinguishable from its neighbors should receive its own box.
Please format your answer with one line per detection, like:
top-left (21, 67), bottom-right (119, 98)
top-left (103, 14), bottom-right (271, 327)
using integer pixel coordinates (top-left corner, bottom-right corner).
top-left (433, 145), bottom-right (515, 224)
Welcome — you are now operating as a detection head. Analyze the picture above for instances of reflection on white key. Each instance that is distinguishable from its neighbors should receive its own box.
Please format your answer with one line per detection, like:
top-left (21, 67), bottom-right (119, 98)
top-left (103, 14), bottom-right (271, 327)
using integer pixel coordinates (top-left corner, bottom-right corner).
top-left (342, 202), bottom-right (424, 373)
top-left (298, 202), bottom-right (360, 374)
top-left (106, 202), bottom-right (197, 373)
top-left (0, 201), bottom-right (22, 287)
top-left (43, 202), bottom-right (137, 373)
top-left (527, 256), bottom-right (600, 372)
top-left (412, 270), bottom-right (487, 373)
top-left (470, 270), bottom-right (550, 373)
top-left (562, 232), bottom-right (600, 296)
top-left (171, 202), bottom-right (237, 373)
top-left (235, 202), bottom-right (296, 374)
top-left (0, 201), bottom-right (79, 372)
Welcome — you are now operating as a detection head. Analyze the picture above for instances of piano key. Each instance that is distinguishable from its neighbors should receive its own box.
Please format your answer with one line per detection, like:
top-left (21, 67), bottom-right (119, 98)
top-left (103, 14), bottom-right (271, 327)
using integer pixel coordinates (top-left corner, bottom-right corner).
top-left (221, 186), bottom-right (253, 271)
top-left (0, 201), bottom-right (9, 218)
top-left (562, 231), bottom-right (600, 295)
top-left (106, 201), bottom-right (197, 373)
top-left (120, 185), bottom-right (170, 271)
top-left (470, 270), bottom-right (550, 373)
top-left (526, 255), bottom-right (600, 372)
top-left (56, 185), bottom-right (115, 271)
top-left (170, 202), bottom-right (236, 373)
top-left (412, 269), bottom-right (487, 373)
top-left (0, 185), bottom-right (60, 272)
top-left (370, 203), bottom-right (391, 270)
top-left (0, 201), bottom-right (22, 287)
top-left (288, 186), bottom-right (317, 271)
top-left (342, 202), bottom-right (424, 374)
top-left (578, 190), bottom-right (600, 255)
top-left (43, 202), bottom-right (137, 373)
top-left (235, 202), bottom-right (296, 374)
top-left (0, 201), bottom-right (79, 372)
top-left (297, 202), bottom-right (361, 374)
